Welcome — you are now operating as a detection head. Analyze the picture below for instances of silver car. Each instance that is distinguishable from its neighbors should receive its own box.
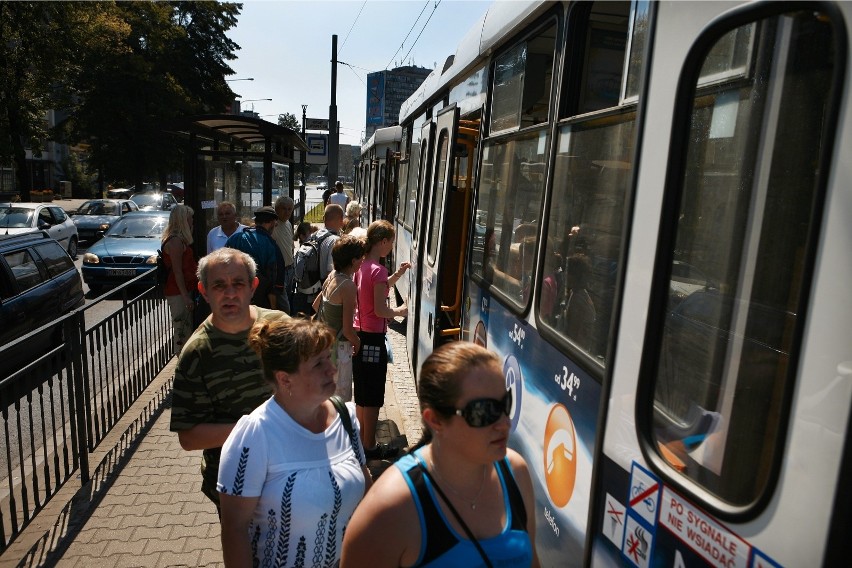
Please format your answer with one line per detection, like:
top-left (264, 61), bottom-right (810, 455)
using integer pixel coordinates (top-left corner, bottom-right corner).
top-left (72, 199), bottom-right (139, 243)
top-left (0, 202), bottom-right (79, 258)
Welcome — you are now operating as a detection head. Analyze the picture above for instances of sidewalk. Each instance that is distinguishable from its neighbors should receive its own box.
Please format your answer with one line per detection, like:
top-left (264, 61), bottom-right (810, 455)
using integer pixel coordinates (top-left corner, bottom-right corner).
top-left (3, 317), bottom-right (420, 567)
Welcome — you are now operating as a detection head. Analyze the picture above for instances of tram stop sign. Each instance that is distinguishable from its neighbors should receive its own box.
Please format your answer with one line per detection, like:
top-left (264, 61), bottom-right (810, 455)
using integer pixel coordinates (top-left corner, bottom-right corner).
top-left (305, 134), bottom-right (328, 165)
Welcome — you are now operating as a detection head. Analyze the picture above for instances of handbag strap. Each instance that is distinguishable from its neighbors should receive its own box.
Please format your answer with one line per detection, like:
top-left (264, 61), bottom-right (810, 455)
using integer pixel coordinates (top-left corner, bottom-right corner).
top-left (417, 461), bottom-right (494, 568)
top-left (330, 395), bottom-right (363, 462)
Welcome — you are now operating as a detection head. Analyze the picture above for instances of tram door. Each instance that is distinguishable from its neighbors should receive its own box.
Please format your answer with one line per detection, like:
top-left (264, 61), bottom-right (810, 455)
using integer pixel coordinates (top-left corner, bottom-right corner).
top-left (406, 119), bottom-right (435, 378)
top-left (413, 105), bottom-right (462, 371)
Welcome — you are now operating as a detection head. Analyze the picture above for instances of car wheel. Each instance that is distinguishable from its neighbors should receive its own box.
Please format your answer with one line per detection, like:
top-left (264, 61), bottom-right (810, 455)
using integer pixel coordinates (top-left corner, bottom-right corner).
top-left (67, 236), bottom-right (78, 259)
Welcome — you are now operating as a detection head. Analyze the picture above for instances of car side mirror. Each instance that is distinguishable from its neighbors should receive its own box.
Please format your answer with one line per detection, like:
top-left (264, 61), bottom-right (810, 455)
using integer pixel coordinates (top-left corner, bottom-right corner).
top-left (38, 220), bottom-right (51, 229)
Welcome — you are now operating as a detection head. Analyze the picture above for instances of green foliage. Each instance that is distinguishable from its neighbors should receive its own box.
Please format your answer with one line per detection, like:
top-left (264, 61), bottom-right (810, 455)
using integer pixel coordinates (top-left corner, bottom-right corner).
top-left (278, 112), bottom-right (300, 131)
top-left (0, 1), bottom-right (243, 196)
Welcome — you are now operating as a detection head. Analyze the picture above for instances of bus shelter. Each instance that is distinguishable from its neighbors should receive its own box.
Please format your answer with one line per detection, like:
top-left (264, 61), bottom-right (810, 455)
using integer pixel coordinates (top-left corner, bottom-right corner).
top-left (166, 114), bottom-right (309, 259)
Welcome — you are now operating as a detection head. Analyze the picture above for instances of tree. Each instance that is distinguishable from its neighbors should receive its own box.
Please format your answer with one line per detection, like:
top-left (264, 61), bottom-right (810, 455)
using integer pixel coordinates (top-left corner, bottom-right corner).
top-left (63, 1), bottom-right (241, 190)
top-left (0, 2), bottom-right (124, 199)
top-left (278, 112), bottom-right (300, 131)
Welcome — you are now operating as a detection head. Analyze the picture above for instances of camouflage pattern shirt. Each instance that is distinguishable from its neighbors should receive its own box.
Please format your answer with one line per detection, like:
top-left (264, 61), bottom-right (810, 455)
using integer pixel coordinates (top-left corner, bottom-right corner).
top-left (169, 306), bottom-right (286, 503)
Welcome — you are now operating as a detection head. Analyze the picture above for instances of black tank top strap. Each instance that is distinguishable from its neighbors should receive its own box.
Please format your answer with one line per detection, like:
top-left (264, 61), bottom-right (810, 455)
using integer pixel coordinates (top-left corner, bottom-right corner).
top-left (497, 458), bottom-right (527, 531)
top-left (406, 460), bottom-right (460, 565)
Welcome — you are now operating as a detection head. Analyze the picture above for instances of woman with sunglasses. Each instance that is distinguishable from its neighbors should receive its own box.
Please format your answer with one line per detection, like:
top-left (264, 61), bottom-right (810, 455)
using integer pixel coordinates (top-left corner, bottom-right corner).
top-left (342, 342), bottom-right (539, 567)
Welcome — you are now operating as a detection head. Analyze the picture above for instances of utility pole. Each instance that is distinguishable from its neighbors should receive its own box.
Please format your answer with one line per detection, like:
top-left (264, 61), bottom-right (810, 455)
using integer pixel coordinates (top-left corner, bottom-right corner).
top-left (329, 34), bottom-right (339, 184)
top-left (301, 104), bottom-right (307, 223)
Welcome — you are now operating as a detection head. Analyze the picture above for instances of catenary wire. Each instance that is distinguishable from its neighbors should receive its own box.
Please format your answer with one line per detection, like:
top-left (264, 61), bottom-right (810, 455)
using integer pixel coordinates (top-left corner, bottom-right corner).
top-left (385, 0), bottom-right (431, 70)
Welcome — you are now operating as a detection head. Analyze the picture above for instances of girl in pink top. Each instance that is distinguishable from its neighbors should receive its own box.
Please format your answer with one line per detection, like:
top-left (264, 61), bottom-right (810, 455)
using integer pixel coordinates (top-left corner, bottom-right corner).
top-left (353, 220), bottom-right (409, 459)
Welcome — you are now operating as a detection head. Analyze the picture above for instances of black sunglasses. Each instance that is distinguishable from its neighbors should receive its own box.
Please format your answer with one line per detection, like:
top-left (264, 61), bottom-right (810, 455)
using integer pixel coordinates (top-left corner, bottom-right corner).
top-left (435, 390), bottom-right (513, 428)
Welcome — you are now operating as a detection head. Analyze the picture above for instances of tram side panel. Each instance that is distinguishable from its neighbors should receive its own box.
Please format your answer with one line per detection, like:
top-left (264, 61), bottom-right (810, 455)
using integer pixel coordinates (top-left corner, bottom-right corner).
top-left (597, 2), bottom-right (851, 567)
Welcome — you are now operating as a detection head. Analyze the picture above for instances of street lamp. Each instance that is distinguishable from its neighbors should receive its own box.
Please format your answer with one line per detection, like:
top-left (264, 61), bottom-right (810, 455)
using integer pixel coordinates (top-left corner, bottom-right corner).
top-left (226, 77), bottom-right (255, 82)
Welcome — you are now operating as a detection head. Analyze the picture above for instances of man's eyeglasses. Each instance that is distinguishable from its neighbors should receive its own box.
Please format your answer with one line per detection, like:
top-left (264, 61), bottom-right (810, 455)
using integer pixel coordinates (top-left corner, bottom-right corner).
top-left (434, 390), bottom-right (512, 428)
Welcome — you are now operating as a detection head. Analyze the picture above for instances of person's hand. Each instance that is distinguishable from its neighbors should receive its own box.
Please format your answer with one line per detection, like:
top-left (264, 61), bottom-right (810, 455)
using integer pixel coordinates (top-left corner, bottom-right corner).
top-left (395, 304), bottom-right (408, 318)
top-left (397, 262), bottom-right (411, 275)
top-left (352, 338), bottom-right (361, 354)
top-left (182, 293), bottom-right (194, 311)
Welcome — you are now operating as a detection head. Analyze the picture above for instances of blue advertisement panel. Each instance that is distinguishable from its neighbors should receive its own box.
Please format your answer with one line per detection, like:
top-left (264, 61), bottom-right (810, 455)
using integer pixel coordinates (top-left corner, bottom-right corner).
top-left (366, 72), bottom-right (385, 126)
top-left (466, 285), bottom-right (602, 567)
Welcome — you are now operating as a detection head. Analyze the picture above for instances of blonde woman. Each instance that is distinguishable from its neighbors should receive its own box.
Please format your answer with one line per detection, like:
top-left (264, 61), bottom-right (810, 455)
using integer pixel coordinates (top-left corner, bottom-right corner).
top-left (162, 204), bottom-right (197, 352)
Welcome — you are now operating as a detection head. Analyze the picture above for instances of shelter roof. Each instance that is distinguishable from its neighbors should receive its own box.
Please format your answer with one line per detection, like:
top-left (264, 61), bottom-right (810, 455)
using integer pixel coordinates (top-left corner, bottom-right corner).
top-left (166, 114), bottom-right (309, 152)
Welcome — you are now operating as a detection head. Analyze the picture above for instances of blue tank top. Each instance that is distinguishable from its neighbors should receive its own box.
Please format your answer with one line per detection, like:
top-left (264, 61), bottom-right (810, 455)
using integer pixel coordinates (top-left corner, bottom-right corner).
top-left (395, 449), bottom-right (533, 567)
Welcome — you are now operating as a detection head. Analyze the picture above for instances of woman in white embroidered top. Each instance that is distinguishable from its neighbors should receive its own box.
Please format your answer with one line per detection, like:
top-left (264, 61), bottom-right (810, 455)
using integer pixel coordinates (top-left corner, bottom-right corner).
top-left (218, 318), bottom-right (372, 568)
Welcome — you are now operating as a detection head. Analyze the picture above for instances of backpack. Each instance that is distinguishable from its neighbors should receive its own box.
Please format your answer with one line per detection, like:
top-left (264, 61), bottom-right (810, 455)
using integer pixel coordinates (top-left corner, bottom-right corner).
top-left (293, 231), bottom-right (333, 293)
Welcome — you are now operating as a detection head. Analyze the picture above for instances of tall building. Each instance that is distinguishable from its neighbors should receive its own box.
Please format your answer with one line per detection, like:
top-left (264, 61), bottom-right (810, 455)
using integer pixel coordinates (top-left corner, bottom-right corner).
top-left (365, 65), bottom-right (431, 141)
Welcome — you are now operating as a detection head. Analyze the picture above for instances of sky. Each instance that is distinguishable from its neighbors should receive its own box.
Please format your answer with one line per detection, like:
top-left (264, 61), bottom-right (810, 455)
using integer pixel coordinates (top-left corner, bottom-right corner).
top-left (225, 0), bottom-right (491, 146)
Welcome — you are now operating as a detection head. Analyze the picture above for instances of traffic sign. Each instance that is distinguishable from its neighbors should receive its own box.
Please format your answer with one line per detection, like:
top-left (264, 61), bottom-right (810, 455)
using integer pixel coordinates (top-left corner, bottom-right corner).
top-left (305, 117), bottom-right (329, 131)
top-left (306, 134), bottom-right (328, 165)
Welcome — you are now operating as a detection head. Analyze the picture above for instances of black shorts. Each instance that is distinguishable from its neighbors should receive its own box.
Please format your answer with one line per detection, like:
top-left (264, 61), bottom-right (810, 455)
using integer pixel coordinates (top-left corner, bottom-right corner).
top-left (353, 331), bottom-right (388, 407)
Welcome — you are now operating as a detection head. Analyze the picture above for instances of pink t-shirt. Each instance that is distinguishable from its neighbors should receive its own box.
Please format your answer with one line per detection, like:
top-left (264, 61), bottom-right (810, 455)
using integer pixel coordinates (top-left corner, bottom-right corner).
top-left (354, 258), bottom-right (389, 333)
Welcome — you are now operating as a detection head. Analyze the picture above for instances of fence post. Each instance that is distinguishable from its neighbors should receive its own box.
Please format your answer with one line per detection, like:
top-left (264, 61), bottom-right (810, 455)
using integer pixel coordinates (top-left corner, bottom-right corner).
top-left (65, 311), bottom-right (90, 484)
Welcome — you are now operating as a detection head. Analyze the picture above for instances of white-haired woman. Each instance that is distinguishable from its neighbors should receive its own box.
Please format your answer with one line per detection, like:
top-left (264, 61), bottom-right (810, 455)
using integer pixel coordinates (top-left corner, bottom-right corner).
top-left (343, 201), bottom-right (362, 234)
top-left (162, 204), bottom-right (198, 352)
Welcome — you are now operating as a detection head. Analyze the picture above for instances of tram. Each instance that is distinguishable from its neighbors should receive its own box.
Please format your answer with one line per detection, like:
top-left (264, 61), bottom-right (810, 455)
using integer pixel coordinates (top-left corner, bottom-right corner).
top-left (359, 1), bottom-right (851, 566)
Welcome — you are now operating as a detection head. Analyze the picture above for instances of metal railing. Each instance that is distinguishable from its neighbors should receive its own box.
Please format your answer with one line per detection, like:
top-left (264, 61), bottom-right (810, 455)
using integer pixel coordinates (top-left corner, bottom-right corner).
top-left (296, 198), bottom-right (325, 223)
top-left (0, 276), bottom-right (172, 552)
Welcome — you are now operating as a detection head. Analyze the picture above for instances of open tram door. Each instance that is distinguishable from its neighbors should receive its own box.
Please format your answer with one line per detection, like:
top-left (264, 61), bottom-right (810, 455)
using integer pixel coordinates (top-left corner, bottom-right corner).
top-left (410, 104), bottom-right (479, 376)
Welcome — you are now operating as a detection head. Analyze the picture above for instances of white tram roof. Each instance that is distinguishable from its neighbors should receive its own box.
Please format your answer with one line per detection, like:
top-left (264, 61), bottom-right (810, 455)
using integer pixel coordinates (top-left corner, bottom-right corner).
top-left (398, 0), bottom-right (548, 124)
top-left (360, 125), bottom-right (402, 156)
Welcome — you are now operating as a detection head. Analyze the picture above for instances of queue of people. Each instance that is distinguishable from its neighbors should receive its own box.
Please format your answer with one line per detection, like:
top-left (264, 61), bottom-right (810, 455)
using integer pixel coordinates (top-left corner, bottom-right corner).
top-left (167, 199), bottom-right (539, 567)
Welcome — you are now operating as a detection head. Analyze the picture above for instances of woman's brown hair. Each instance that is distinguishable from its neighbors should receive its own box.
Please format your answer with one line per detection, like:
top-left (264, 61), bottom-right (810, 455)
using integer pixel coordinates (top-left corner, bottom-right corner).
top-left (249, 318), bottom-right (334, 386)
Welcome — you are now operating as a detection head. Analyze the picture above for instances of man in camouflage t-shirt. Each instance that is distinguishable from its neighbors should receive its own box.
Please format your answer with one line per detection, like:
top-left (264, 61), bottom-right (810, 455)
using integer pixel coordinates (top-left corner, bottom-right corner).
top-left (169, 247), bottom-right (286, 510)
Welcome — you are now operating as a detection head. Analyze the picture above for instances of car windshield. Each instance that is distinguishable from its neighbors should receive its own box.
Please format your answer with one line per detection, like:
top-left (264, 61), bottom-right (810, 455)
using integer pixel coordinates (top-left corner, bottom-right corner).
top-left (106, 216), bottom-right (167, 238)
top-left (131, 194), bottom-right (160, 207)
top-left (0, 207), bottom-right (34, 228)
top-left (79, 201), bottom-right (119, 215)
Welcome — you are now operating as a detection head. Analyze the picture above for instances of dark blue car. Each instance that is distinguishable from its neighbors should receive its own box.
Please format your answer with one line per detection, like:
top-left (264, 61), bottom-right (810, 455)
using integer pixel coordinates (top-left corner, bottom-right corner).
top-left (81, 211), bottom-right (169, 294)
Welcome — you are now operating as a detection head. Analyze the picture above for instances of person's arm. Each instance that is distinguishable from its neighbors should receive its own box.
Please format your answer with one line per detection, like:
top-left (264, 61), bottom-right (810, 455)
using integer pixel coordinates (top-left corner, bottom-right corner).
top-left (372, 282), bottom-right (406, 320)
top-left (165, 238), bottom-right (193, 308)
top-left (311, 285), bottom-right (323, 312)
top-left (339, 282), bottom-right (360, 352)
top-left (176, 423), bottom-right (238, 451)
top-left (341, 468), bottom-right (415, 568)
top-left (220, 493), bottom-right (260, 567)
top-left (508, 449), bottom-right (541, 568)
top-left (387, 262), bottom-right (410, 289)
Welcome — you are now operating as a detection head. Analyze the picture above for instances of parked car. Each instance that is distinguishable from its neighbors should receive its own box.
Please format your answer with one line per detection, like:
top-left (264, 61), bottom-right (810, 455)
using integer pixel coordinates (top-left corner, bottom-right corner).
top-left (166, 182), bottom-right (184, 201)
top-left (0, 202), bottom-right (79, 258)
top-left (130, 192), bottom-right (178, 211)
top-left (0, 231), bottom-right (85, 377)
top-left (71, 199), bottom-right (139, 243)
top-left (106, 188), bottom-right (134, 199)
top-left (81, 211), bottom-right (169, 293)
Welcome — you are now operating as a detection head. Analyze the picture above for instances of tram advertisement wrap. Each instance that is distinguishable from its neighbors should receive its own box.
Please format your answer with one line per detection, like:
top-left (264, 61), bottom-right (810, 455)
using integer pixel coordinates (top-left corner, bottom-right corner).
top-left (469, 286), bottom-right (602, 567)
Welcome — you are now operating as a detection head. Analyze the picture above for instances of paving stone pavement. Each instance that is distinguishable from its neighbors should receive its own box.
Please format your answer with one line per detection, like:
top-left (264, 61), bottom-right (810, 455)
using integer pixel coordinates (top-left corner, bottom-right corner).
top-left (2, 309), bottom-right (420, 568)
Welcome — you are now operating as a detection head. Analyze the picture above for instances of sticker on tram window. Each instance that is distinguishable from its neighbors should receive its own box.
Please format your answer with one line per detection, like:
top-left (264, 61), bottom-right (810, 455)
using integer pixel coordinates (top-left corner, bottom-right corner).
top-left (603, 493), bottom-right (627, 548)
top-left (660, 487), bottom-right (750, 568)
top-left (628, 462), bottom-right (661, 527)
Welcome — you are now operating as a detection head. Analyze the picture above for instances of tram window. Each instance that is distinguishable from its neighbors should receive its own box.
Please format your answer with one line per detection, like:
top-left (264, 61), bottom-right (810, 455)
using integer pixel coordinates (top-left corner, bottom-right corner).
top-left (404, 126), bottom-right (422, 229)
top-left (472, 128), bottom-right (548, 308)
top-left (427, 132), bottom-right (450, 265)
top-left (490, 22), bottom-right (556, 134)
top-left (539, 113), bottom-right (635, 366)
top-left (648, 10), bottom-right (837, 507)
top-left (623, 0), bottom-right (650, 101)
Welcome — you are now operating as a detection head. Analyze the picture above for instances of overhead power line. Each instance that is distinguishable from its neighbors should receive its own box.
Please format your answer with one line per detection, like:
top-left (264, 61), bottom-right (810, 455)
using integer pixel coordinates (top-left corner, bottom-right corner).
top-left (400, 0), bottom-right (442, 69)
top-left (385, 0), bottom-right (431, 70)
top-left (338, 0), bottom-right (368, 56)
